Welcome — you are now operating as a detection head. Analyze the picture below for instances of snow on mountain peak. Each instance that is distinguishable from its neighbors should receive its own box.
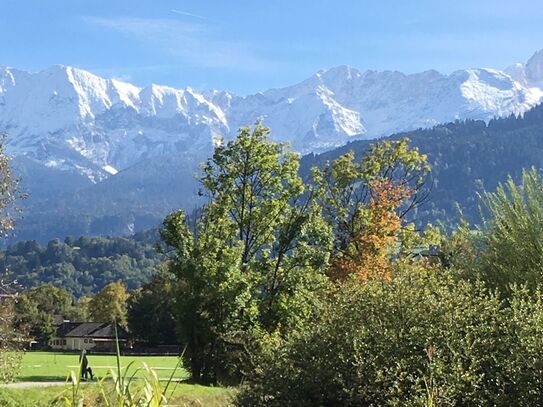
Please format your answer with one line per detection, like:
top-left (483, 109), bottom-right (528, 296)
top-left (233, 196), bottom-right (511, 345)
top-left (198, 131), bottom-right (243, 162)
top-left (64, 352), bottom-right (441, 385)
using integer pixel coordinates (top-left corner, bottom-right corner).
top-left (459, 68), bottom-right (530, 116)
top-left (1, 53), bottom-right (543, 182)
top-left (321, 65), bottom-right (362, 81)
top-left (504, 63), bottom-right (526, 84)
top-left (526, 49), bottom-right (543, 85)
top-left (0, 66), bottom-right (17, 90)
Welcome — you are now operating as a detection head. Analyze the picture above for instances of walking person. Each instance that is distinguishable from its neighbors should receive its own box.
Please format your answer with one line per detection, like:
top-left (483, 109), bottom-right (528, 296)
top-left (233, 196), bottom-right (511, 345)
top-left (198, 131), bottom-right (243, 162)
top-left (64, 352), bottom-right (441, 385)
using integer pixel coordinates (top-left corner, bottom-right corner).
top-left (79, 349), bottom-right (89, 380)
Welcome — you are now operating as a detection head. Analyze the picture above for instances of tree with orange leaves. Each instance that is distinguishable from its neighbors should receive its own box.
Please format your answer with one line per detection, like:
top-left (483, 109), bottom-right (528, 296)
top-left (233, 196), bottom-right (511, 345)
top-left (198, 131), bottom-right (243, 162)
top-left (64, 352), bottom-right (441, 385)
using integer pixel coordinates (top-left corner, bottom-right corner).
top-left (312, 138), bottom-right (432, 281)
top-left (331, 178), bottom-right (413, 281)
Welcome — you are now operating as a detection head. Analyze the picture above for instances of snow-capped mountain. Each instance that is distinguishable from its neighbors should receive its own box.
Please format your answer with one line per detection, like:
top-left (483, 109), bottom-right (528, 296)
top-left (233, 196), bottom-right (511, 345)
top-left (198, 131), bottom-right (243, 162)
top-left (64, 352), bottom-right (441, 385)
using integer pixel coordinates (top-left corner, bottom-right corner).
top-left (2, 50), bottom-right (543, 183)
top-left (0, 65), bottom-right (227, 181)
top-left (1, 49), bottom-right (543, 244)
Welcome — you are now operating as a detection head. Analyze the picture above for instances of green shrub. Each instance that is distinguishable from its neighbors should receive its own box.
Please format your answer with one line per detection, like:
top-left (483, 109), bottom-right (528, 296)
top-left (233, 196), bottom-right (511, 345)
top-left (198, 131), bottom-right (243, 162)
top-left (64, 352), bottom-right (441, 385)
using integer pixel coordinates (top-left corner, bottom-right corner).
top-left (472, 168), bottom-right (543, 293)
top-left (0, 294), bottom-right (23, 383)
top-left (502, 287), bottom-right (543, 404)
top-left (237, 268), bottom-right (543, 406)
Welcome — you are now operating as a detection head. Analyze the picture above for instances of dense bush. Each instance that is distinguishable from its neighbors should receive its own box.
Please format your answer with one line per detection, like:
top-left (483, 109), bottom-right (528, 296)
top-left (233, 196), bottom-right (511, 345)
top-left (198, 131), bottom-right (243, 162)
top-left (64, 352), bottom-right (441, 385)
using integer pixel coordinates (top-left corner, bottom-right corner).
top-left (236, 267), bottom-right (543, 406)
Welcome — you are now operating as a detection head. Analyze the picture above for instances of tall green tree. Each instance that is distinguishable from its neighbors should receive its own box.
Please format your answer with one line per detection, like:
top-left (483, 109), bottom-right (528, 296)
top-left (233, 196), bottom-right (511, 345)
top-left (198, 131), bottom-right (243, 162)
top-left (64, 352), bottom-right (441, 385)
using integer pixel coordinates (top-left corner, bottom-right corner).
top-left (162, 123), bottom-right (332, 384)
top-left (15, 284), bottom-right (73, 344)
top-left (312, 138), bottom-right (431, 258)
top-left (199, 122), bottom-right (332, 327)
top-left (88, 282), bottom-right (128, 326)
top-left (127, 267), bottom-right (177, 345)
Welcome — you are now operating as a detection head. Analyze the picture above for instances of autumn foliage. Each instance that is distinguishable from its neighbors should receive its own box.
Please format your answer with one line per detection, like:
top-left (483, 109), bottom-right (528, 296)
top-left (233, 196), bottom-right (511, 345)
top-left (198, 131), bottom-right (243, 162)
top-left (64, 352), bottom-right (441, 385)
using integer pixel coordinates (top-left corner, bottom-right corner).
top-left (330, 178), bottom-right (413, 281)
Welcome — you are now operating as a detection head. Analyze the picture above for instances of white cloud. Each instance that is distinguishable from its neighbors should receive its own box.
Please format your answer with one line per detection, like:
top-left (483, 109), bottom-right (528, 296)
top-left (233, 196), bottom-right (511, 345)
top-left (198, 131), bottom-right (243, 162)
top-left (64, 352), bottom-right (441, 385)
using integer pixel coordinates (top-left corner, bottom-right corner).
top-left (170, 9), bottom-right (207, 21)
top-left (84, 16), bottom-right (273, 71)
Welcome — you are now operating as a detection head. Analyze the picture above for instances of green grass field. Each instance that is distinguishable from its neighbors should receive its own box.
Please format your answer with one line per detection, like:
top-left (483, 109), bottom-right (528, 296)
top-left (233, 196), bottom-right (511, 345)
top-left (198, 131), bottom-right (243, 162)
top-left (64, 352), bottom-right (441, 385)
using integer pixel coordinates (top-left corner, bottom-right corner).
top-left (0, 384), bottom-right (234, 407)
top-left (18, 351), bottom-right (189, 382)
top-left (3, 352), bottom-right (235, 406)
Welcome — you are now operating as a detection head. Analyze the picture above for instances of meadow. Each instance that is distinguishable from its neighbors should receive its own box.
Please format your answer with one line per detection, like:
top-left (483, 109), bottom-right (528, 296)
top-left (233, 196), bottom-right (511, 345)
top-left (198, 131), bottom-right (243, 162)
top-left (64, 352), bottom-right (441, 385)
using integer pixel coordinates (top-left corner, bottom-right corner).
top-left (0, 352), bottom-right (234, 406)
top-left (17, 351), bottom-right (189, 382)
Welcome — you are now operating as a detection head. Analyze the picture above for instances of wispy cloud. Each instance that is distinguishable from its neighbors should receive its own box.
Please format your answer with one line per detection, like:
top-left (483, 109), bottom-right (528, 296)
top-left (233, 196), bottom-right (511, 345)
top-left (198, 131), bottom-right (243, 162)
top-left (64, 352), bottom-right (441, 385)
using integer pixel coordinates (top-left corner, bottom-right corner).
top-left (83, 16), bottom-right (276, 72)
top-left (170, 9), bottom-right (207, 21)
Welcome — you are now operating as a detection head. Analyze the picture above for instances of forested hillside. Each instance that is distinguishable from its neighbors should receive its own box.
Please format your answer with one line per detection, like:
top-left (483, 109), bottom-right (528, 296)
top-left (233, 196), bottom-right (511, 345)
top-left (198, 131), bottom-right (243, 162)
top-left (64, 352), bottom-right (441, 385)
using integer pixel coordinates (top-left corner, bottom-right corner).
top-left (0, 230), bottom-right (163, 297)
top-left (8, 97), bottom-right (543, 245)
top-left (301, 102), bottom-right (543, 227)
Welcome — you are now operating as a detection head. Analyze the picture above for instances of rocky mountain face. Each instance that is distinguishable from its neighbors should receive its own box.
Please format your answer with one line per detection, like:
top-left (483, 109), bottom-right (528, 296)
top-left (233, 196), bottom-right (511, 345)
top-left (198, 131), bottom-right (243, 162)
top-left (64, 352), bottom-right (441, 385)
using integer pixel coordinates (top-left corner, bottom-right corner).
top-left (1, 50), bottom-right (543, 243)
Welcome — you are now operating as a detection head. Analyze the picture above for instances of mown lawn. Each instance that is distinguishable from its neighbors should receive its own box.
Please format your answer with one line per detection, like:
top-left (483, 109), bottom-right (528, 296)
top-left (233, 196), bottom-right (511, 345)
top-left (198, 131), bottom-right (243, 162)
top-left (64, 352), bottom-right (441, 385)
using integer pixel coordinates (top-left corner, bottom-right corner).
top-left (18, 351), bottom-right (189, 381)
top-left (3, 352), bottom-right (235, 406)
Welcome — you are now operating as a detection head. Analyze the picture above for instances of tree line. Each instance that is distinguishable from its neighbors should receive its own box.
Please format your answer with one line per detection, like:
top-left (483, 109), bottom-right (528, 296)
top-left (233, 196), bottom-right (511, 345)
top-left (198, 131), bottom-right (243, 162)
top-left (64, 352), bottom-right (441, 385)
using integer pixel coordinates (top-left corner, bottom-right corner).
top-left (0, 231), bottom-right (163, 297)
top-left (13, 272), bottom-right (176, 347)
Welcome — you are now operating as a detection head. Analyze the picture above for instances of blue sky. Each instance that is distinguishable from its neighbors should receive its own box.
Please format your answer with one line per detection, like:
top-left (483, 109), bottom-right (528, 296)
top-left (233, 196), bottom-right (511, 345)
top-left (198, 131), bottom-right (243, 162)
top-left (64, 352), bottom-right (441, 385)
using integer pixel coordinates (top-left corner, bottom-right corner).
top-left (2, 0), bottom-right (543, 94)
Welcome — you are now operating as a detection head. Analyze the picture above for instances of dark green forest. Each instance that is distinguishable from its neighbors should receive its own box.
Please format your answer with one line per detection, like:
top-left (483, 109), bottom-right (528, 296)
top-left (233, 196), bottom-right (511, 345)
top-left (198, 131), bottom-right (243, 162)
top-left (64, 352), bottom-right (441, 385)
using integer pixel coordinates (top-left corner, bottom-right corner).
top-left (301, 102), bottom-right (543, 227)
top-left (0, 230), bottom-right (163, 297)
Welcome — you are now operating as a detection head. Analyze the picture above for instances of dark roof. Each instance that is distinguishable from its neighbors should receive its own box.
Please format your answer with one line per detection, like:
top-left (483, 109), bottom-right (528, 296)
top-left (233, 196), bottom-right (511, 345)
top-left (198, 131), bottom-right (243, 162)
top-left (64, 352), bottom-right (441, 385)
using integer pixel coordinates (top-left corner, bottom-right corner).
top-left (52, 314), bottom-right (69, 326)
top-left (55, 322), bottom-right (128, 339)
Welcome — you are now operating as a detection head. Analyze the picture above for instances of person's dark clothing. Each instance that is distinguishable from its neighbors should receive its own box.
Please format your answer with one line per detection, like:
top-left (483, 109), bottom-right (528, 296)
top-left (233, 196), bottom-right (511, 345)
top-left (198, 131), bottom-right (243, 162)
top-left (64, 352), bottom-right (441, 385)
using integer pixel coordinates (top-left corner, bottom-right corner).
top-left (79, 351), bottom-right (90, 380)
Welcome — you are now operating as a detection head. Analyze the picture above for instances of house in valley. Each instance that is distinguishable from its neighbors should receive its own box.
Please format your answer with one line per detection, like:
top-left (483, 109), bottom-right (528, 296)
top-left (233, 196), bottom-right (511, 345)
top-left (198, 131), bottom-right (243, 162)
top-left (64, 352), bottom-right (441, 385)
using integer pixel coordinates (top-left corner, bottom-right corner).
top-left (49, 322), bottom-right (128, 351)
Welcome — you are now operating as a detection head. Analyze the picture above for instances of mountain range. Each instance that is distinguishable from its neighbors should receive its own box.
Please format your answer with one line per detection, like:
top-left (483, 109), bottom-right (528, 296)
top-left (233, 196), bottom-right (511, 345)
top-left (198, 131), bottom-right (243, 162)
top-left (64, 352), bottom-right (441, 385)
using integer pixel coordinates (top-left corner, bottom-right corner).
top-left (2, 49), bottom-right (543, 243)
